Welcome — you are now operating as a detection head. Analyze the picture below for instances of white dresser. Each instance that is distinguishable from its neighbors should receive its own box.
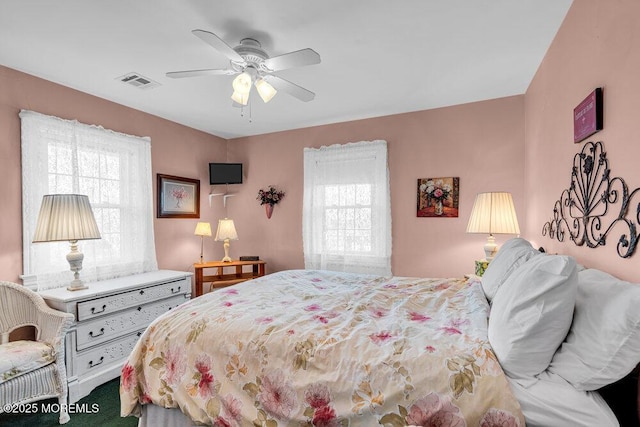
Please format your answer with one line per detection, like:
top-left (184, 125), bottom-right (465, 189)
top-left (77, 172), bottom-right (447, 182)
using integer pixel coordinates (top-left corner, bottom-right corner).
top-left (38, 270), bottom-right (192, 403)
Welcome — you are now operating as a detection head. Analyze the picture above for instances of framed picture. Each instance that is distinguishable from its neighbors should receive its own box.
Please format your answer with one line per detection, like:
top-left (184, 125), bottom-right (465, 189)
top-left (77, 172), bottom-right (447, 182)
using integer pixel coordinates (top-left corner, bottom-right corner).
top-left (157, 174), bottom-right (200, 218)
top-left (417, 177), bottom-right (459, 217)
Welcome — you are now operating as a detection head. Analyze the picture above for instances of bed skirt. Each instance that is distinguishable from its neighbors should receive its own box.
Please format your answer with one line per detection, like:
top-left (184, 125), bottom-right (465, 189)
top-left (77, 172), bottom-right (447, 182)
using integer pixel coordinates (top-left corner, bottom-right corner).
top-left (139, 404), bottom-right (197, 427)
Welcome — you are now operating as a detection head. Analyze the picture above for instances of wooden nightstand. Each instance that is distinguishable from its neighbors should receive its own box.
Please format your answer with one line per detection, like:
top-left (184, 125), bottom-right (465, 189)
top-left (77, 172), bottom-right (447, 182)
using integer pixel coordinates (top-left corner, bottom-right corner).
top-left (193, 259), bottom-right (266, 297)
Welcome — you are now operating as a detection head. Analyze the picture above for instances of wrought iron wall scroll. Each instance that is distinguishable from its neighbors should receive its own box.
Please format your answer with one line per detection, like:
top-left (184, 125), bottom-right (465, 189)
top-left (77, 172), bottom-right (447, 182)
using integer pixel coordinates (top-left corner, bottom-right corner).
top-left (542, 141), bottom-right (640, 258)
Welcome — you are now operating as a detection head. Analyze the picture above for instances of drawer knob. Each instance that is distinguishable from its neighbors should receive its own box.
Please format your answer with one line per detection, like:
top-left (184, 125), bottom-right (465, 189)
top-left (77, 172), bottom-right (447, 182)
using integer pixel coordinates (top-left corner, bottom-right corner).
top-left (171, 286), bottom-right (181, 294)
top-left (91, 305), bottom-right (107, 314)
top-left (89, 356), bottom-right (104, 368)
top-left (137, 306), bottom-right (142, 311)
top-left (137, 331), bottom-right (142, 337)
top-left (139, 290), bottom-right (145, 295)
top-left (89, 328), bottom-right (105, 338)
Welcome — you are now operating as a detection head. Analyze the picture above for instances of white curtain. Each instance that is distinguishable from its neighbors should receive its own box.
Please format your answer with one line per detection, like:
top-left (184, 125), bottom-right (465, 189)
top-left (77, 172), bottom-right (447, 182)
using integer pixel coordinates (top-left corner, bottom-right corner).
top-left (20, 110), bottom-right (158, 290)
top-left (303, 140), bottom-right (392, 276)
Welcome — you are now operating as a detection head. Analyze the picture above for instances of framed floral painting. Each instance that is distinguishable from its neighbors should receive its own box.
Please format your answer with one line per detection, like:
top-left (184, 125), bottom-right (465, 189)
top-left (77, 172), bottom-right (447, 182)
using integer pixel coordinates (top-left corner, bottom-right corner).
top-left (157, 174), bottom-right (200, 218)
top-left (417, 177), bottom-right (459, 217)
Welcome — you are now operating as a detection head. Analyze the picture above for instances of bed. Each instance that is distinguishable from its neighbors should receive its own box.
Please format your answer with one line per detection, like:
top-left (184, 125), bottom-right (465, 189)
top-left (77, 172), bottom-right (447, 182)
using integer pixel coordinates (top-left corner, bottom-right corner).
top-left (120, 238), bottom-right (640, 426)
top-left (120, 269), bottom-right (524, 426)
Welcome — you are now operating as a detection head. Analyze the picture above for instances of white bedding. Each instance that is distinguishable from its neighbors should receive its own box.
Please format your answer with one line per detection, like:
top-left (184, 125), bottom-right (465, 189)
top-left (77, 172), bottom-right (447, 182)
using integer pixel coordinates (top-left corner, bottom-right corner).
top-left (507, 372), bottom-right (618, 427)
top-left (480, 238), bottom-right (640, 426)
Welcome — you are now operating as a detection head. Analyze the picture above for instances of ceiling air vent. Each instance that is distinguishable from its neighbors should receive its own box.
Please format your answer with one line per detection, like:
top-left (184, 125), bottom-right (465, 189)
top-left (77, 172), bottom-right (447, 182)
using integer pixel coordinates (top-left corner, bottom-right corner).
top-left (117, 72), bottom-right (160, 90)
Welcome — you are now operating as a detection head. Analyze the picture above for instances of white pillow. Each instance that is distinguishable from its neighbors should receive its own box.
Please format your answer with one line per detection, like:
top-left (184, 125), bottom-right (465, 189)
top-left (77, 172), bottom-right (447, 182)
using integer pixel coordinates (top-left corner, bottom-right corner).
top-left (488, 254), bottom-right (577, 384)
top-left (507, 371), bottom-right (618, 427)
top-left (548, 268), bottom-right (640, 390)
top-left (481, 237), bottom-right (540, 301)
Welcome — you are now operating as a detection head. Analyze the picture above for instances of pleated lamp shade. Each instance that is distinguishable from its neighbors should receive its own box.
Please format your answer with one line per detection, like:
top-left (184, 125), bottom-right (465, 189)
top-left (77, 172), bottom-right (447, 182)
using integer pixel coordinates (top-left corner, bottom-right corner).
top-left (33, 194), bottom-right (101, 242)
top-left (194, 222), bottom-right (212, 237)
top-left (214, 219), bottom-right (238, 241)
top-left (466, 192), bottom-right (520, 261)
top-left (466, 192), bottom-right (520, 235)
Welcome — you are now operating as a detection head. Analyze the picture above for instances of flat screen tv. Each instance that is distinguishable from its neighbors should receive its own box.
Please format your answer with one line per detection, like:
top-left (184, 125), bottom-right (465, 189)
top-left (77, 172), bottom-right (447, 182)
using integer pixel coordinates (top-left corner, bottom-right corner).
top-left (209, 163), bottom-right (243, 185)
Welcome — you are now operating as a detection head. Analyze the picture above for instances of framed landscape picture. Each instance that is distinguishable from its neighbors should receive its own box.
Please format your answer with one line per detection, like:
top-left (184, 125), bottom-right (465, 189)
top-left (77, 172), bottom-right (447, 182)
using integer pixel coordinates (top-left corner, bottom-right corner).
top-left (157, 174), bottom-right (200, 218)
top-left (417, 177), bottom-right (459, 217)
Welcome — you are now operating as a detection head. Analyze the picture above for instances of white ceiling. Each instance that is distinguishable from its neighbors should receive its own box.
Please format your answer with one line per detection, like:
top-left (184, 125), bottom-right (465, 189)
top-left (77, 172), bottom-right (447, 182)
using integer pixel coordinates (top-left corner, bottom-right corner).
top-left (0, 1), bottom-right (573, 139)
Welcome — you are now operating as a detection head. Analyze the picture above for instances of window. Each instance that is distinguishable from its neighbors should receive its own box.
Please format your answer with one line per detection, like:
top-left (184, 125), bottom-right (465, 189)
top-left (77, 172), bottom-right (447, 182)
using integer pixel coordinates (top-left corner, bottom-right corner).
top-left (303, 140), bottom-right (392, 276)
top-left (324, 184), bottom-right (372, 253)
top-left (20, 110), bottom-right (157, 290)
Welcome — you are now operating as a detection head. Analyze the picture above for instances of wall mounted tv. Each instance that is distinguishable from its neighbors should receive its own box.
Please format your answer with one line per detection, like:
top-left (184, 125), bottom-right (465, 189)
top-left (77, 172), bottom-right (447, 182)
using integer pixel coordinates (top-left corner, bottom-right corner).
top-left (209, 163), bottom-right (243, 185)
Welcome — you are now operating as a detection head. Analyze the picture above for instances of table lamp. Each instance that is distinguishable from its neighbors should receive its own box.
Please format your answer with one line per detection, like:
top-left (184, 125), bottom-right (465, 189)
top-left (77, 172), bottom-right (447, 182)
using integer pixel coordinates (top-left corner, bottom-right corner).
top-left (32, 194), bottom-right (101, 291)
top-left (194, 222), bottom-right (212, 263)
top-left (214, 218), bottom-right (238, 262)
top-left (466, 192), bottom-right (520, 262)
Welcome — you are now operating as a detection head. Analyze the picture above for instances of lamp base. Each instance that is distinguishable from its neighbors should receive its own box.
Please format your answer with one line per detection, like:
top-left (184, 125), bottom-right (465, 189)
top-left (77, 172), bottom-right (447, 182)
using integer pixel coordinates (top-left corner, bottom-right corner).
top-left (199, 235), bottom-right (205, 264)
top-left (221, 239), bottom-right (232, 262)
top-left (66, 240), bottom-right (88, 291)
top-left (67, 280), bottom-right (88, 291)
top-left (484, 235), bottom-right (498, 261)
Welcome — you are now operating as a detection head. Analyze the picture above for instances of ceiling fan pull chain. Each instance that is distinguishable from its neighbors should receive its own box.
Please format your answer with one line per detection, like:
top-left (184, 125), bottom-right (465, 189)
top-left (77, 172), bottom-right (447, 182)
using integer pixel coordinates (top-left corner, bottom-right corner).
top-left (238, 99), bottom-right (252, 123)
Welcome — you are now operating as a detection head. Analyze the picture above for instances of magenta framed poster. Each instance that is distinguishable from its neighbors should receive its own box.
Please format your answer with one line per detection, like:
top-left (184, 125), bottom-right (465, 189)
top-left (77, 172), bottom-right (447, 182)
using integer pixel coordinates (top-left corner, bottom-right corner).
top-left (574, 88), bottom-right (603, 143)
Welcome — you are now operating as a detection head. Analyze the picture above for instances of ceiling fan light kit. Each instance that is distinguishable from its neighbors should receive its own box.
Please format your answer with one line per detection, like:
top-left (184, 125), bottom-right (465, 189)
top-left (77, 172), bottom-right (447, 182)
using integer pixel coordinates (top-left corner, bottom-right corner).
top-left (167, 29), bottom-right (321, 107)
top-left (232, 70), bottom-right (253, 95)
top-left (255, 78), bottom-right (277, 103)
top-left (231, 90), bottom-right (249, 105)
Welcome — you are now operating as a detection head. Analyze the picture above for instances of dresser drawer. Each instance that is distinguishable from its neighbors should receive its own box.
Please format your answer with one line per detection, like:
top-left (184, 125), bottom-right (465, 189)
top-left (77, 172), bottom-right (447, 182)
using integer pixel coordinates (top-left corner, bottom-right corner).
top-left (75, 331), bottom-right (143, 377)
top-left (76, 277), bottom-right (189, 321)
top-left (75, 294), bottom-right (188, 351)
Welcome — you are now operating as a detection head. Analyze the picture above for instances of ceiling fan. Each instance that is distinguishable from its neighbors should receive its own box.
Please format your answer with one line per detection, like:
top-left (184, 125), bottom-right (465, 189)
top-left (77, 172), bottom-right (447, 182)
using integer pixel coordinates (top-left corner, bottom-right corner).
top-left (166, 29), bottom-right (321, 105)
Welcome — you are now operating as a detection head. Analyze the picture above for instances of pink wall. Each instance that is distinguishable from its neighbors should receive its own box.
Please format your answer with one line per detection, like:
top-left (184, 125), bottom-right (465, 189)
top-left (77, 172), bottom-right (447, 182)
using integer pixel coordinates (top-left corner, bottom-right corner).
top-left (3, 2), bottom-right (637, 286)
top-left (0, 64), bottom-right (525, 284)
top-left (525, 0), bottom-right (640, 282)
top-left (7, 3), bottom-right (637, 285)
top-left (224, 96), bottom-right (526, 278)
top-left (0, 65), bottom-right (227, 283)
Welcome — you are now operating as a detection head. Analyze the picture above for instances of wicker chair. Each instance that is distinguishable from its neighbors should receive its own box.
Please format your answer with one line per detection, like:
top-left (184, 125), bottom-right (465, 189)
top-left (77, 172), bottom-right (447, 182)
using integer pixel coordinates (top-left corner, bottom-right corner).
top-left (0, 281), bottom-right (74, 424)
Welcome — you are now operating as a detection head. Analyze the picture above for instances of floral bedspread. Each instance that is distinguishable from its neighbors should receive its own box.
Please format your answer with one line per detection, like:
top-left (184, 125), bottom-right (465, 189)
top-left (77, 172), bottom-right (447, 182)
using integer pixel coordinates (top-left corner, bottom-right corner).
top-left (120, 270), bottom-right (523, 426)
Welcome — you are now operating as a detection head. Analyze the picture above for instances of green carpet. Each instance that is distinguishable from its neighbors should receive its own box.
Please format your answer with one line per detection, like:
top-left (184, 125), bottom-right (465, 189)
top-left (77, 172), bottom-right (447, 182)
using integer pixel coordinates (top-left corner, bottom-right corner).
top-left (0, 377), bottom-right (137, 427)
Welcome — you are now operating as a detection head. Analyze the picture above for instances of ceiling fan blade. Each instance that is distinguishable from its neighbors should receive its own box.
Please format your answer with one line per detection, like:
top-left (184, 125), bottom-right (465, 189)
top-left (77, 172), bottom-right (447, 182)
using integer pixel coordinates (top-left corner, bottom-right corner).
top-left (263, 48), bottom-right (321, 72)
top-left (263, 75), bottom-right (315, 102)
top-left (166, 68), bottom-right (235, 79)
top-left (192, 29), bottom-right (245, 63)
